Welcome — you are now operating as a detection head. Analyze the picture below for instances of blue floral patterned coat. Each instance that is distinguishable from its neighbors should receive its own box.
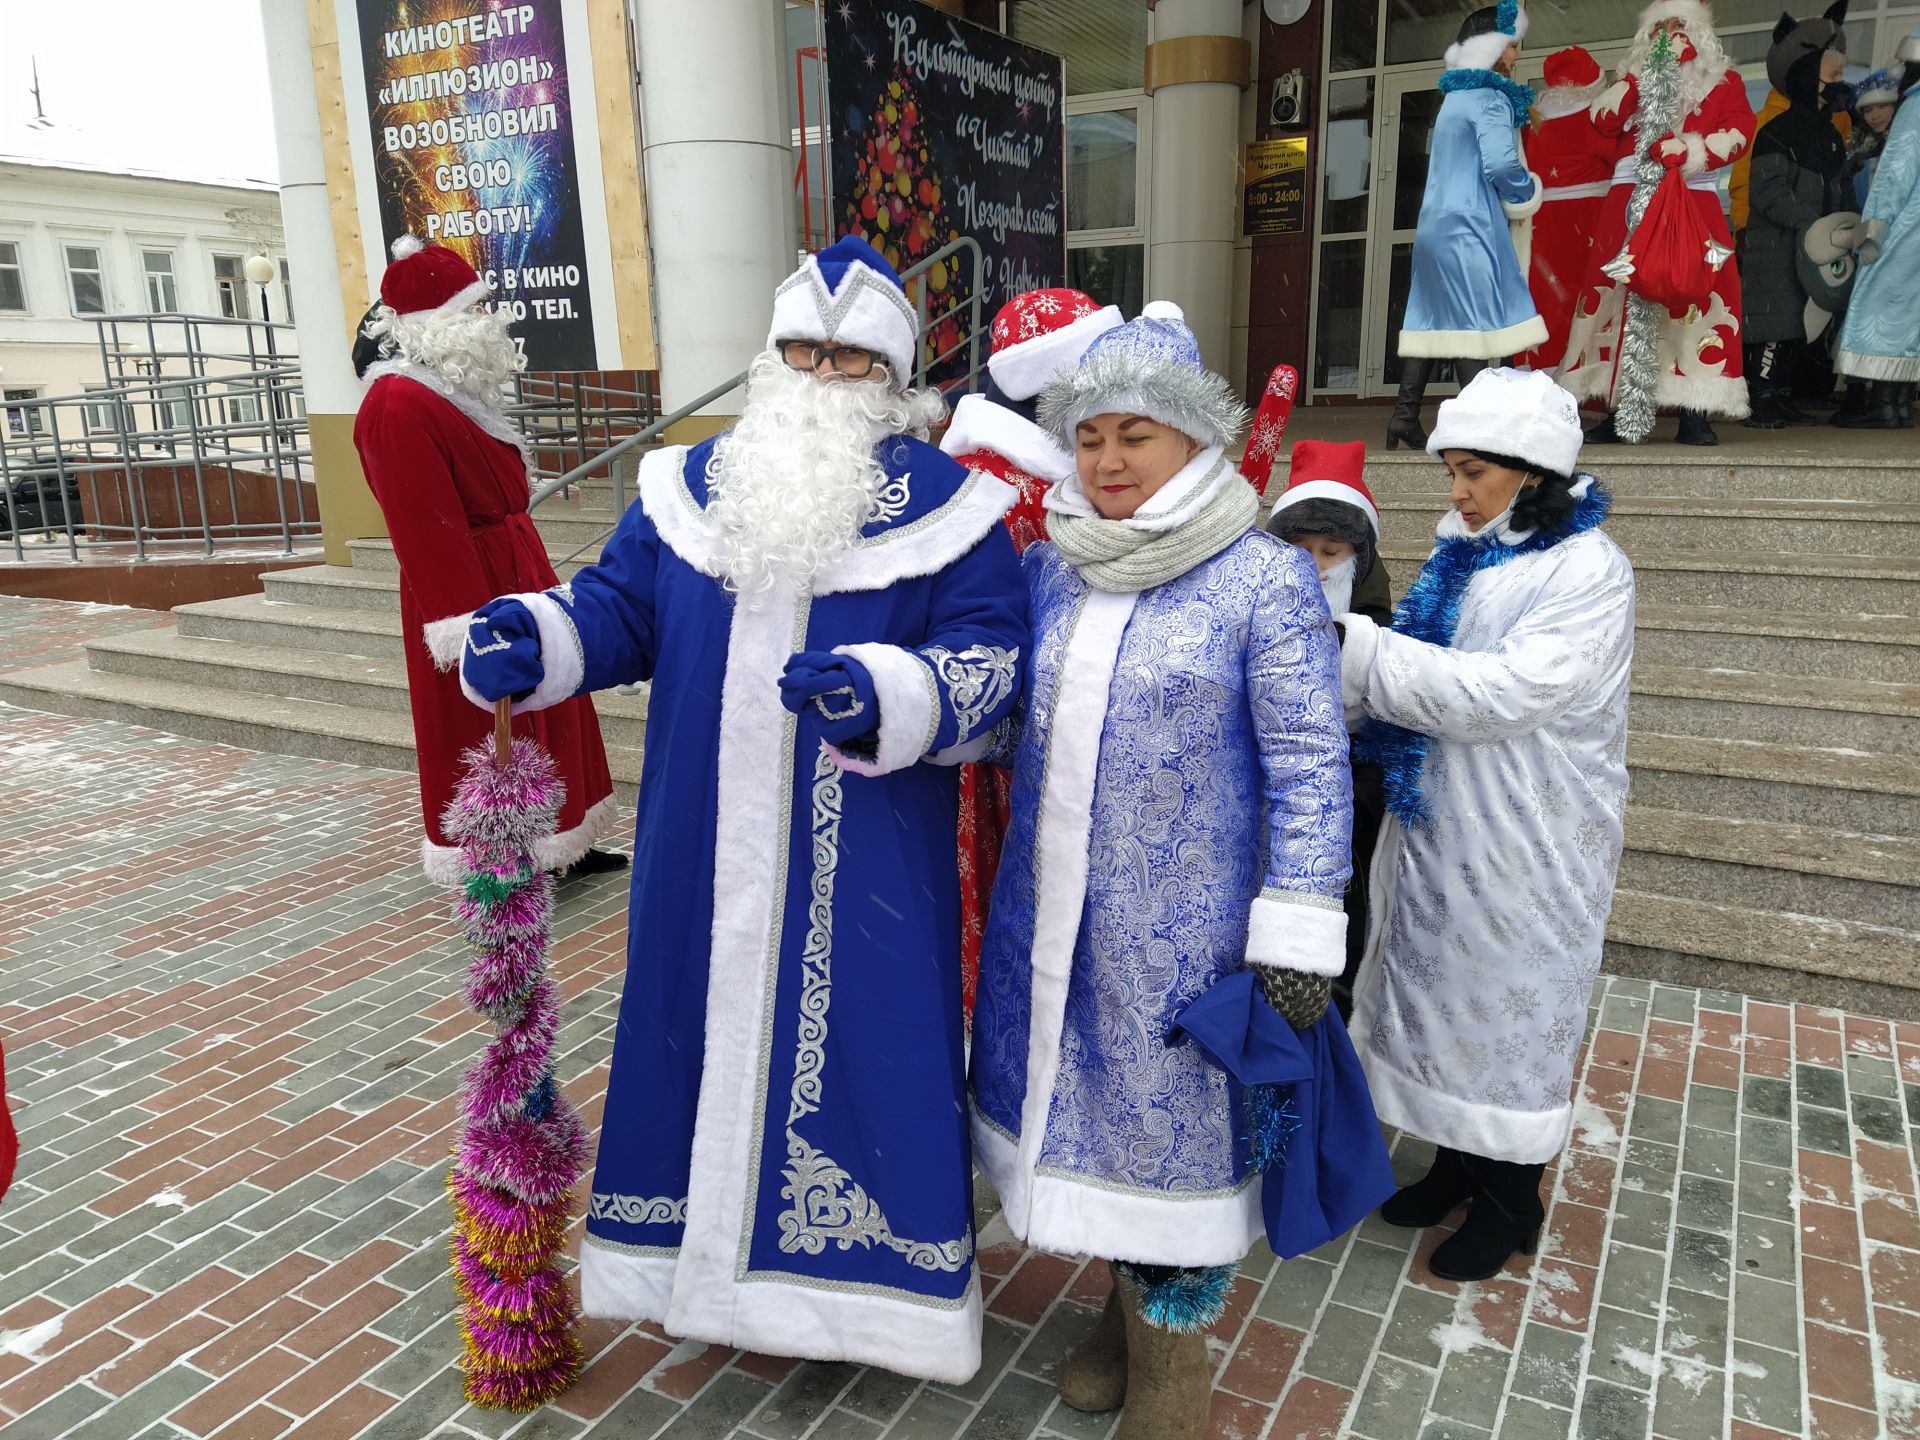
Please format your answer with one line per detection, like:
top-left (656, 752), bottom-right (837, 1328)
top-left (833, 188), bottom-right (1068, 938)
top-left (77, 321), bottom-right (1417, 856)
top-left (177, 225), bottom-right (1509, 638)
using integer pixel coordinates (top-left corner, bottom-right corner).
top-left (969, 529), bottom-right (1353, 1268)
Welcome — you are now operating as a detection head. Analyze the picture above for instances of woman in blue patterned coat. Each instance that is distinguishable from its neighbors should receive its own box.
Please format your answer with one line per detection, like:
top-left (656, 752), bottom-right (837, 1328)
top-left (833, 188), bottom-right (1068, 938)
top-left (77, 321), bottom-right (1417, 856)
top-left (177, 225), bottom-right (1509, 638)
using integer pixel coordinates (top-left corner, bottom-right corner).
top-left (968, 303), bottom-right (1355, 1440)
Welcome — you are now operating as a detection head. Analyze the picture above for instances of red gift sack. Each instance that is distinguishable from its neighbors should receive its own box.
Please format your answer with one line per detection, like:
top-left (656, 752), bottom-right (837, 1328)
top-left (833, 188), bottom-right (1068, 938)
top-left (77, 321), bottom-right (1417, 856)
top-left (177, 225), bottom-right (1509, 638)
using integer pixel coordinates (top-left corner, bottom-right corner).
top-left (1626, 154), bottom-right (1715, 313)
top-left (0, 1038), bottom-right (16, 1203)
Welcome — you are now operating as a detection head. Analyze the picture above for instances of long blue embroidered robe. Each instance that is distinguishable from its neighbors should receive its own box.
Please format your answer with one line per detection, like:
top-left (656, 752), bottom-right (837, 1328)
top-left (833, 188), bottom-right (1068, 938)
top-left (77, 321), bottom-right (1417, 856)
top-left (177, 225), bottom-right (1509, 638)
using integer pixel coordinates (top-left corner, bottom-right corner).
top-left (969, 528), bottom-right (1352, 1268)
top-left (506, 434), bottom-right (1026, 1381)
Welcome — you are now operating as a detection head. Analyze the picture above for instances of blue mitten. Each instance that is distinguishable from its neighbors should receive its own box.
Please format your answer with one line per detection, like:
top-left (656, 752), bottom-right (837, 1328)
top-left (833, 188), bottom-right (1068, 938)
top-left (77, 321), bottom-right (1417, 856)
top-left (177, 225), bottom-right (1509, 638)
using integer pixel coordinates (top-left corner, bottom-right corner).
top-left (778, 650), bottom-right (879, 746)
top-left (461, 598), bottom-right (544, 705)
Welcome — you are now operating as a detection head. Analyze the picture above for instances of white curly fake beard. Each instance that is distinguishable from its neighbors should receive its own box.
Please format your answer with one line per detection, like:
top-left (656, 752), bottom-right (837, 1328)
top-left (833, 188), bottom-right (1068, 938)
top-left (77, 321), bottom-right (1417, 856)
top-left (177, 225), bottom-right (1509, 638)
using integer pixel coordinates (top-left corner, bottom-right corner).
top-left (362, 304), bottom-right (525, 407)
top-left (703, 350), bottom-right (947, 598)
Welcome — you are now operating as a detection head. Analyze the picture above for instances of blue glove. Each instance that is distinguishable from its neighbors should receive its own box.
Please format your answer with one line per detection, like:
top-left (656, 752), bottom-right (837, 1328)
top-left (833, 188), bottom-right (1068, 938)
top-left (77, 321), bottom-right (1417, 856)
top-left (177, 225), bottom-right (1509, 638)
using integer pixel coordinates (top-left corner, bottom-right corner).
top-left (461, 598), bottom-right (544, 704)
top-left (778, 650), bottom-right (879, 746)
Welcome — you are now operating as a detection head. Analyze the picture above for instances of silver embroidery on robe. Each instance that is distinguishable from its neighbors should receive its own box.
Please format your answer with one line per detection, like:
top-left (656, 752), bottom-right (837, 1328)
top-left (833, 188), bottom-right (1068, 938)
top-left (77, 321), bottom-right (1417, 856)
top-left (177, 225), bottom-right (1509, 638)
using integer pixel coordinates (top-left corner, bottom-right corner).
top-left (923, 644), bottom-right (1019, 745)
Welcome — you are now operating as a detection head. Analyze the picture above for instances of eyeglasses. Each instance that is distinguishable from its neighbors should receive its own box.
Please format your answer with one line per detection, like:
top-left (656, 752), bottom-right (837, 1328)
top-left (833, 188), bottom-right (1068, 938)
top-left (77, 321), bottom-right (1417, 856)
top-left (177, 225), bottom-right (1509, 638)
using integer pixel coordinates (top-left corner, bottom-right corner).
top-left (779, 339), bottom-right (884, 379)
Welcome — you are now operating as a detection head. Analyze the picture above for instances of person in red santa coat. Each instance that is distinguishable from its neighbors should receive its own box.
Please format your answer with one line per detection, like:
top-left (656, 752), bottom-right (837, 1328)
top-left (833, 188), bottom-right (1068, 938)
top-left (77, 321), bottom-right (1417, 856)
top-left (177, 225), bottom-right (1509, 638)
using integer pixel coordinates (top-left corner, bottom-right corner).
top-left (1520, 47), bottom-right (1616, 371)
top-left (352, 237), bottom-right (621, 885)
top-left (938, 287), bottom-right (1120, 1014)
top-left (1558, 0), bottom-right (1758, 445)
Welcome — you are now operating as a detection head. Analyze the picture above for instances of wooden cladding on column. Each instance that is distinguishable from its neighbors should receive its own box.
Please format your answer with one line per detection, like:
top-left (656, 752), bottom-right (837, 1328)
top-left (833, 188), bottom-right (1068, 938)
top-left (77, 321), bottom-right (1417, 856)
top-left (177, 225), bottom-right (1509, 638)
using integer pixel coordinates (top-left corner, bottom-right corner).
top-left (1144, 35), bottom-right (1253, 93)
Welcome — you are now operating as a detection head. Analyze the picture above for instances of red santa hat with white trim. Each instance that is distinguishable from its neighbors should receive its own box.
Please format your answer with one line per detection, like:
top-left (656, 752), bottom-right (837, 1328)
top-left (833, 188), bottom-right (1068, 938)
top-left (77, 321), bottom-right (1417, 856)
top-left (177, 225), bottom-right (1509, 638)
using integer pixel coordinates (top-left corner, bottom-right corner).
top-left (378, 234), bottom-right (490, 317)
top-left (1267, 439), bottom-right (1380, 572)
top-left (987, 288), bottom-right (1124, 401)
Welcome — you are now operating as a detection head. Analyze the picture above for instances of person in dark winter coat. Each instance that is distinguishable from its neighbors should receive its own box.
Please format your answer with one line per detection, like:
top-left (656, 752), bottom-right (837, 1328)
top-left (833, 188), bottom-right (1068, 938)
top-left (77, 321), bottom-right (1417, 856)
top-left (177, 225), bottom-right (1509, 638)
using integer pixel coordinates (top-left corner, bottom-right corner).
top-left (1743, 6), bottom-right (1856, 427)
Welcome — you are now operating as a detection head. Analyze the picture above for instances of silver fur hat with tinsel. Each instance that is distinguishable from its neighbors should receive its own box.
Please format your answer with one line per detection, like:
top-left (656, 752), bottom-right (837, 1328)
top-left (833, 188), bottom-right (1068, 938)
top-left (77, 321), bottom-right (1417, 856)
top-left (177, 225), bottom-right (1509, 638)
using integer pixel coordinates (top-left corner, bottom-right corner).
top-left (1037, 300), bottom-right (1249, 451)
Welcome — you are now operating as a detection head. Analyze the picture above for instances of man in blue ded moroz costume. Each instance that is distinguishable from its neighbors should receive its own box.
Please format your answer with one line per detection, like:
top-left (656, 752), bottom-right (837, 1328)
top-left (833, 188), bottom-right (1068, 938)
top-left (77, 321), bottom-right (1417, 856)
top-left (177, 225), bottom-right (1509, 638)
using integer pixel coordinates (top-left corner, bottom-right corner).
top-left (1389, 0), bottom-right (1547, 452)
top-left (458, 236), bottom-right (1028, 1381)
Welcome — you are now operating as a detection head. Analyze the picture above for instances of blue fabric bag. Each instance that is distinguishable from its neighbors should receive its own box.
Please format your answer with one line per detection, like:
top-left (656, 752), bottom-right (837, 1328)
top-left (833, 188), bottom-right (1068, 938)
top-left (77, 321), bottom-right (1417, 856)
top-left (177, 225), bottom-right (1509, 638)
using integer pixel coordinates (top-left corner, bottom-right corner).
top-left (1169, 972), bottom-right (1396, 1260)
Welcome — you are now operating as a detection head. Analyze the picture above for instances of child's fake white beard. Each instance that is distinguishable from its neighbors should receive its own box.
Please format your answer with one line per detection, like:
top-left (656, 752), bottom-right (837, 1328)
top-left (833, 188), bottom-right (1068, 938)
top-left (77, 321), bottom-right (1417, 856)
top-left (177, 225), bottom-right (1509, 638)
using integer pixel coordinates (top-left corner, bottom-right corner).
top-left (1319, 555), bottom-right (1356, 616)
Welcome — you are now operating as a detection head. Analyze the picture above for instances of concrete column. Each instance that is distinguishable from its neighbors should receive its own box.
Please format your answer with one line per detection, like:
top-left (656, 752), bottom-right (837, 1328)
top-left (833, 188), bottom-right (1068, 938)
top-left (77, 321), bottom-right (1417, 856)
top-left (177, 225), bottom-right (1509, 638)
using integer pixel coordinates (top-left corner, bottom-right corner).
top-left (1146, 0), bottom-right (1250, 374)
top-left (259, 0), bottom-right (382, 565)
top-left (636, 0), bottom-right (794, 429)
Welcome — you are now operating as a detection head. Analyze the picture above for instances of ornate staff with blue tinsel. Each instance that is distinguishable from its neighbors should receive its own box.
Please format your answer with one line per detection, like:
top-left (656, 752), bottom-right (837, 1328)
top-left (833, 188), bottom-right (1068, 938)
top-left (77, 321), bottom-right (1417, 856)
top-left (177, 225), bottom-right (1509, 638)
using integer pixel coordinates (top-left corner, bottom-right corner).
top-left (444, 699), bottom-right (586, 1410)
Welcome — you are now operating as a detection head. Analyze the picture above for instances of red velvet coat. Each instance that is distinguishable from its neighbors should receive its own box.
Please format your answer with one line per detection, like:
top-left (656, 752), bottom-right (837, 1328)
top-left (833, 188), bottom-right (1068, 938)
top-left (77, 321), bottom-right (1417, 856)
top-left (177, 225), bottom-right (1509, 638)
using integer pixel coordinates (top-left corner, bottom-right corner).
top-left (0, 1039), bottom-right (16, 1204)
top-left (1521, 95), bottom-right (1616, 370)
top-left (939, 394), bottom-right (1070, 1016)
top-left (353, 367), bottom-right (616, 882)
top-left (1559, 67), bottom-right (1757, 417)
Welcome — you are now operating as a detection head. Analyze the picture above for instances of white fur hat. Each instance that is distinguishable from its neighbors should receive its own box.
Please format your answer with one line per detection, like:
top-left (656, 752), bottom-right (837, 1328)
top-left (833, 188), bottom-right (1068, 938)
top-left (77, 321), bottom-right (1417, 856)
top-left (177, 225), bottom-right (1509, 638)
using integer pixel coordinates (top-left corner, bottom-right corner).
top-left (1427, 367), bottom-right (1584, 479)
top-left (766, 235), bottom-right (919, 383)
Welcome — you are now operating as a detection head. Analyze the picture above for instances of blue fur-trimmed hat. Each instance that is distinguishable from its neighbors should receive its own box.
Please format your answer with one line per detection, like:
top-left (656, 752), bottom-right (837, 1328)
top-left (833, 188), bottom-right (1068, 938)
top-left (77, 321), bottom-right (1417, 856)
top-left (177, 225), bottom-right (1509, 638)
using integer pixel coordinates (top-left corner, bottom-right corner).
top-left (766, 235), bottom-right (919, 384)
top-left (1036, 300), bottom-right (1248, 451)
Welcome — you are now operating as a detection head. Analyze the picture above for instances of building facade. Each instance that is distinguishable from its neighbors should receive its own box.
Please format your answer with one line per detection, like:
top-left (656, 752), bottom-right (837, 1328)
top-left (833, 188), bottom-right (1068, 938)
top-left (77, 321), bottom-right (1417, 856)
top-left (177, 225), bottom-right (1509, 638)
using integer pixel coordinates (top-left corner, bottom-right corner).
top-left (0, 153), bottom-right (296, 438)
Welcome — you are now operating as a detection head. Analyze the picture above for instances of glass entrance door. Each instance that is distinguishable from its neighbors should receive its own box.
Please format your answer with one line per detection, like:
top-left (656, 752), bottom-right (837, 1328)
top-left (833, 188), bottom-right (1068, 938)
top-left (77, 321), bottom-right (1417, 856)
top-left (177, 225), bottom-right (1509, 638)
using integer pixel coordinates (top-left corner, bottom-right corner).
top-left (1361, 70), bottom-right (1443, 398)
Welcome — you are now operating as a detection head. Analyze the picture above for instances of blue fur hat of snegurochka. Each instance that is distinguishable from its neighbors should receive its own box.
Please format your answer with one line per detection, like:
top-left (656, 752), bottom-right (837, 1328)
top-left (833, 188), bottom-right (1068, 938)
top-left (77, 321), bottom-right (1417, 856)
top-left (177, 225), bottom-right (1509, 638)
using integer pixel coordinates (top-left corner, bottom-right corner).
top-left (1037, 300), bottom-right (1249, 451)
top-left (766, 234), bottom-right (919, 385)
top-left (1446, 0), bottom-right (1528, 71)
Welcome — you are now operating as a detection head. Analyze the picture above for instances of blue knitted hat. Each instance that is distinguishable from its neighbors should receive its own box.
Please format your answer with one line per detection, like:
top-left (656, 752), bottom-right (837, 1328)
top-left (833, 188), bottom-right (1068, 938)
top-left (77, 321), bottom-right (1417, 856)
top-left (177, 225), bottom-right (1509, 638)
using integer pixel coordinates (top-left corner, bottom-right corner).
top-left (1037, 301), bottom-right (1248, 450)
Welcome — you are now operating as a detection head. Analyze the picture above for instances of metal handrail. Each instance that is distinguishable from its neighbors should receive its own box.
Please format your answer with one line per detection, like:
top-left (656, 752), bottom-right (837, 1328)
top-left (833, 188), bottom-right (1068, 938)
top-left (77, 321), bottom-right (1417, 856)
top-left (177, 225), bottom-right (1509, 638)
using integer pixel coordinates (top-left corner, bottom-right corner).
top-left (526, 235), bottom-right (990, 516)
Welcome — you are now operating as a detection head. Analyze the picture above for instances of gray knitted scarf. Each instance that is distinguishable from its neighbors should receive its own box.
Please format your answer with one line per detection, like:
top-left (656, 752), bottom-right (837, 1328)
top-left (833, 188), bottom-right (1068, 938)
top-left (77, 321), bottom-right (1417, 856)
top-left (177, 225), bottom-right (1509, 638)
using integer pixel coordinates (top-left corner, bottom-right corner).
top-left (1049, 456), bottom-right (1259, 593)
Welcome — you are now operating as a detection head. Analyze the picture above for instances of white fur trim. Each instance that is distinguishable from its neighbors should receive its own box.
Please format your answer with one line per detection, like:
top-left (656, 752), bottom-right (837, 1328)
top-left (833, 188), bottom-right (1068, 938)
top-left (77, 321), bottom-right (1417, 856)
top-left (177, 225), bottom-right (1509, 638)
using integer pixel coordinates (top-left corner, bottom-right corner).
top-left (1445, 22), bottom-right (1524, 74)
top-left (973, 1111), bottom-right (1262, 1267)
top-left (1268, 478), bottom-right (1379, 534)
top-left (1677, 131), bottom-right (1709, 177)
top-left (391, 233), bottom-right (426, 260)
top-left (423, 613), bottom-right (473, 671)
top-left (987, 305), bottom-right (1124, 400)
top-left (999, 587), bottom-right (1139, 1250)
top-left (423, 837), bottom-right (465, 888)
top-left (456, 590), bottom-right (585, 716)
top-left (768, 260), bottom-right (919, 382)
top-left (1537, 82), bottom-right (1606, 119)
top-left (1356, 1033), bottom-right (1574, 1165)
top-left (579, 1236), bottom-right (676, 1320)
top-left (642, 444), bottom-right (1019, 599)
top-left (1427, 376), bottom-right (1583, 478)
top-left (1704, 127), bottom-right (1745, 161)
top-left (940, 394), bottom-right (1076, 484)
top-left (1503, 172), bottom-right (1546, 221)
top-left (421, 277), bottom-right (492, 319)
top-left (929, 734), bottom-right (994, 766)
top-left (1635, 0), bottom-right (1713, 40)
top-left (1541, 179), bottom-right (1613, 200)
top-left (1340, 614), bottom-right (1382, 715)
top-left (361, 361), bottom-right (531, 465)
top-left (1398, 315), bottom-right (1549, 359)
top-left (532, 793), bottom-right (622, 873)
top-left (826, 642), bottom-right (938, 777)
top-left (1245, 892), bottom-right (1347, 976)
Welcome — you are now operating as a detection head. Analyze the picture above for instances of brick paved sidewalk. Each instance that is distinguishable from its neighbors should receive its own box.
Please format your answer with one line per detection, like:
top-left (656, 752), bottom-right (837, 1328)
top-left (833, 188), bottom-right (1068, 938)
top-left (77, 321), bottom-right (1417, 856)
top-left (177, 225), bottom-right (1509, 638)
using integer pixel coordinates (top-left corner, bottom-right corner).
top-left (0, 595), bottom-right (1914, 1440)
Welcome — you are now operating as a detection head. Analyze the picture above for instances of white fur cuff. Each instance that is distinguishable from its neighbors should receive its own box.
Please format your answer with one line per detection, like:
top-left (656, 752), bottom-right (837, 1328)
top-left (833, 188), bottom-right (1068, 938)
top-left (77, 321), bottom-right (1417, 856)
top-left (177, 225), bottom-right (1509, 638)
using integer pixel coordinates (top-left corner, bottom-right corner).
top-left (825, 642), bottom-right (937, 777)
top-left (1678, 131), bottom-right (1709, 178)
top-left (1339, 613), bottom-right (1381, 716)
top-left (987, 305), bottom-right (1124, 401)
top-left (457, 590), bottom-right (586, 716)
top-left (1503, 172), bottom-right (1545, 221)
top-left (423, 613), bottom-right (473, 671)
top-left (1246, 891), bottom-right (1348, 976)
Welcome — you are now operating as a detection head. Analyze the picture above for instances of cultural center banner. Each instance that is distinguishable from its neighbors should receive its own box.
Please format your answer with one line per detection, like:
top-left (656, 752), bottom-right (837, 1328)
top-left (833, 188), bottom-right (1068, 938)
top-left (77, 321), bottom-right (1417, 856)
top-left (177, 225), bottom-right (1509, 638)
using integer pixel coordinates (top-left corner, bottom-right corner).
top-left (348, 0), bottom-right (603, 369)
top-left (822, 0), bottom-right (1067, 377)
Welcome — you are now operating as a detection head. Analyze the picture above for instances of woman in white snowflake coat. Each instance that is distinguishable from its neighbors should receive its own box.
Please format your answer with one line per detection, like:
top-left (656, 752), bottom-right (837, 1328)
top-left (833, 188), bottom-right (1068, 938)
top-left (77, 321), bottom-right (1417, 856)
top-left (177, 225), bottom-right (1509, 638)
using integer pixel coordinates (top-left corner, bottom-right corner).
top-left (1339, 367), bottom-right (1634, 1282)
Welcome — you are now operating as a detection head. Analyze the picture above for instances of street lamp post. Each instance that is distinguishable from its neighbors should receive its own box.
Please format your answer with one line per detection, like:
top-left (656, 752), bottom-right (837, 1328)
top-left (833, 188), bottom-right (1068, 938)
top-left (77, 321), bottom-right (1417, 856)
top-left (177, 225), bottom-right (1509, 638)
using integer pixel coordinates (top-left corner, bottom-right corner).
top-left (244, 254), bottom-right (281, 431)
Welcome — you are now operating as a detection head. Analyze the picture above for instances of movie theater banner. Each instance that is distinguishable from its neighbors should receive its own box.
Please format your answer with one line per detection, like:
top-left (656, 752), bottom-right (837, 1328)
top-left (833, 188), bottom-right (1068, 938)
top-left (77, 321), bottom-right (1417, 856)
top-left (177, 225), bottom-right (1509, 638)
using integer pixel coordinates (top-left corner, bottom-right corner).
top-left (343, 0), bottom-right (614, 369)
top-left (823, 0), bottom-right (1067, 375)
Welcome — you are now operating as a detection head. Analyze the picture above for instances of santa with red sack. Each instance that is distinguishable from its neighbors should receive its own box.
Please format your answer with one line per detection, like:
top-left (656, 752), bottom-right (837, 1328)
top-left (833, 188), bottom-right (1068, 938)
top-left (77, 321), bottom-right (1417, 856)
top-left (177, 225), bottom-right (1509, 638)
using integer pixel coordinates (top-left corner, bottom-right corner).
top-left (1558, 0), bottom-right (1757, 445)
top-left (939, 286), bottom-right (1119, 1013)
top-left (352, 237), bottom-right (620, 884)
top-left (1520, 47), bottom-right (1616, 370)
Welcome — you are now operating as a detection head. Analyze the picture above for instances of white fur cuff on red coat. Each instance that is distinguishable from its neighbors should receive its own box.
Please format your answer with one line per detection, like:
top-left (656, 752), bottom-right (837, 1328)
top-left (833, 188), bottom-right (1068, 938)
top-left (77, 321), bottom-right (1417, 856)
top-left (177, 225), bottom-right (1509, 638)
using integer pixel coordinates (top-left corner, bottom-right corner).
top-left (1246, 889), bottom-right (1348, 976)
top-left (424, 613), bottom-right (472, 671)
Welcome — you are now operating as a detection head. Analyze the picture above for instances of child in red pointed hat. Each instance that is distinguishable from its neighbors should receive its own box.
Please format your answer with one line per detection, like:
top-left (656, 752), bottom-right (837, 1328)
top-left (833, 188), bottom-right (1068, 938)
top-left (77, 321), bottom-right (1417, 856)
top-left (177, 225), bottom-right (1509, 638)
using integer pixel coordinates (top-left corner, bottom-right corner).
top-left (1264, 438), bottom-right (1391, 1020)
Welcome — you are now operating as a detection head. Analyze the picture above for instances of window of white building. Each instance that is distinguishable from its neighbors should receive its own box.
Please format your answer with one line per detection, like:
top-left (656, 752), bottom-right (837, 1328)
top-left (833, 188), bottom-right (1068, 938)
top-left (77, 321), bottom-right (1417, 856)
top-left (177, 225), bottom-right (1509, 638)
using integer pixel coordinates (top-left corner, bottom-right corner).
top-left (143, 250), bottom-right (179, 314)
top-left (278, 259), bottom-right (295, 323)
top-left (81, 385), bottom-right (130, 438)
top-left (213, 254), bottom-right (249, 319)
top-left (0, 241), bottom-right (25, 312)
top-left (64, 245), bottom-right (106, 315)
top-left (4, 387), bottom-right (46, 437)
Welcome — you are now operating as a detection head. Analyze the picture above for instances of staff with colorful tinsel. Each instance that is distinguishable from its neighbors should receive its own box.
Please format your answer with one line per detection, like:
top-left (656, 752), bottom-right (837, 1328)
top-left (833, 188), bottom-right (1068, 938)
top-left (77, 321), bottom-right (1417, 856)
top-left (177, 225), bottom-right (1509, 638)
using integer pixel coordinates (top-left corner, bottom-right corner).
top-left (444, 699), bottom-right (587, 1410)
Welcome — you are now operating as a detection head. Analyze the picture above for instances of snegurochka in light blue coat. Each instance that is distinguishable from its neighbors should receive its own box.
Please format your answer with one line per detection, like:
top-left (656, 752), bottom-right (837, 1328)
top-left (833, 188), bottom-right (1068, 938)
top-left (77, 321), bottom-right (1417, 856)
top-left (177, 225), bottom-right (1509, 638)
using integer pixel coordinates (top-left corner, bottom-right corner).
top-left (968, 302), bottom-right (1386, 1440)
top-left (1835, 40), bottom-right (1920, 428)
top-left (1389, 0), bottom-right (1548, 454)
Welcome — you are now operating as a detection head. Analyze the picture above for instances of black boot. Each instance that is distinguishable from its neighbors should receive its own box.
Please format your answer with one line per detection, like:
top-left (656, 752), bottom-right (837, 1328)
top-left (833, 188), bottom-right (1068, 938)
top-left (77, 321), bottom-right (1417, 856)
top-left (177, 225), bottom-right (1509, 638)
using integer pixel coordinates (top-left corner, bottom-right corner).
top-left (1674, 410), bottom-right (1719, 446)
top-left (1832, 380), bottom-right (1907, 430)
top-left (1831, 381), bottom-right (1870, 425)
top-left (1584, 413), bottom-right (1622, 444)
top-left (1899, 382), bottom-right (1917, 429)
top-left (1453, 356), bottom-right (1492, 389)
top-left (1428, 1157), bottom-right (1546, 1283)
top-left (1380, 1146), bottom-right (1474, 1228)
top-left (1386, 359), bottom-right (1434, 451)
top-left (561, 847), bottom-right (631, 881)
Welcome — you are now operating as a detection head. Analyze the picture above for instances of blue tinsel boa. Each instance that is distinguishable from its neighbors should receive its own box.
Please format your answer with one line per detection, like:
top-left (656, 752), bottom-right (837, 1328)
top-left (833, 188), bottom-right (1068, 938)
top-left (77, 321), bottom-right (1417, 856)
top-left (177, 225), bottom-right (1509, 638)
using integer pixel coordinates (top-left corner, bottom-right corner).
top-left (1356, 480), bottom-right (1612, 827)
top-left (1437, 68), bottom-right (1538, 127)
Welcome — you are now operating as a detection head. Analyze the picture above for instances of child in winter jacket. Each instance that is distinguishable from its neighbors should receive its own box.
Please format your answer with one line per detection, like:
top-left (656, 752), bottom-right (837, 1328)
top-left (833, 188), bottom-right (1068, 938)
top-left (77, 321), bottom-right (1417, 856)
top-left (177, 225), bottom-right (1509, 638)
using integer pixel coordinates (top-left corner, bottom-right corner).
top-left (1265, 440), bottom-right (1391, 1019)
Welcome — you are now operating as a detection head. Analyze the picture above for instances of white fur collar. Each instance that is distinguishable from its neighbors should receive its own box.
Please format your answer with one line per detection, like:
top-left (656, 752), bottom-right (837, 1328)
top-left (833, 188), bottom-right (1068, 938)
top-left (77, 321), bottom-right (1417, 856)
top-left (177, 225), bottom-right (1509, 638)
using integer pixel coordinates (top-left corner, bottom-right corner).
top-left (363, 359), bottom-right (531, 465)
top-left (1043, 444), bottom-right (1229, 533)
top-left (1538, 82), bottom-right (1606, 119)
top-left (939, 394), bottom-right (1075, 484)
